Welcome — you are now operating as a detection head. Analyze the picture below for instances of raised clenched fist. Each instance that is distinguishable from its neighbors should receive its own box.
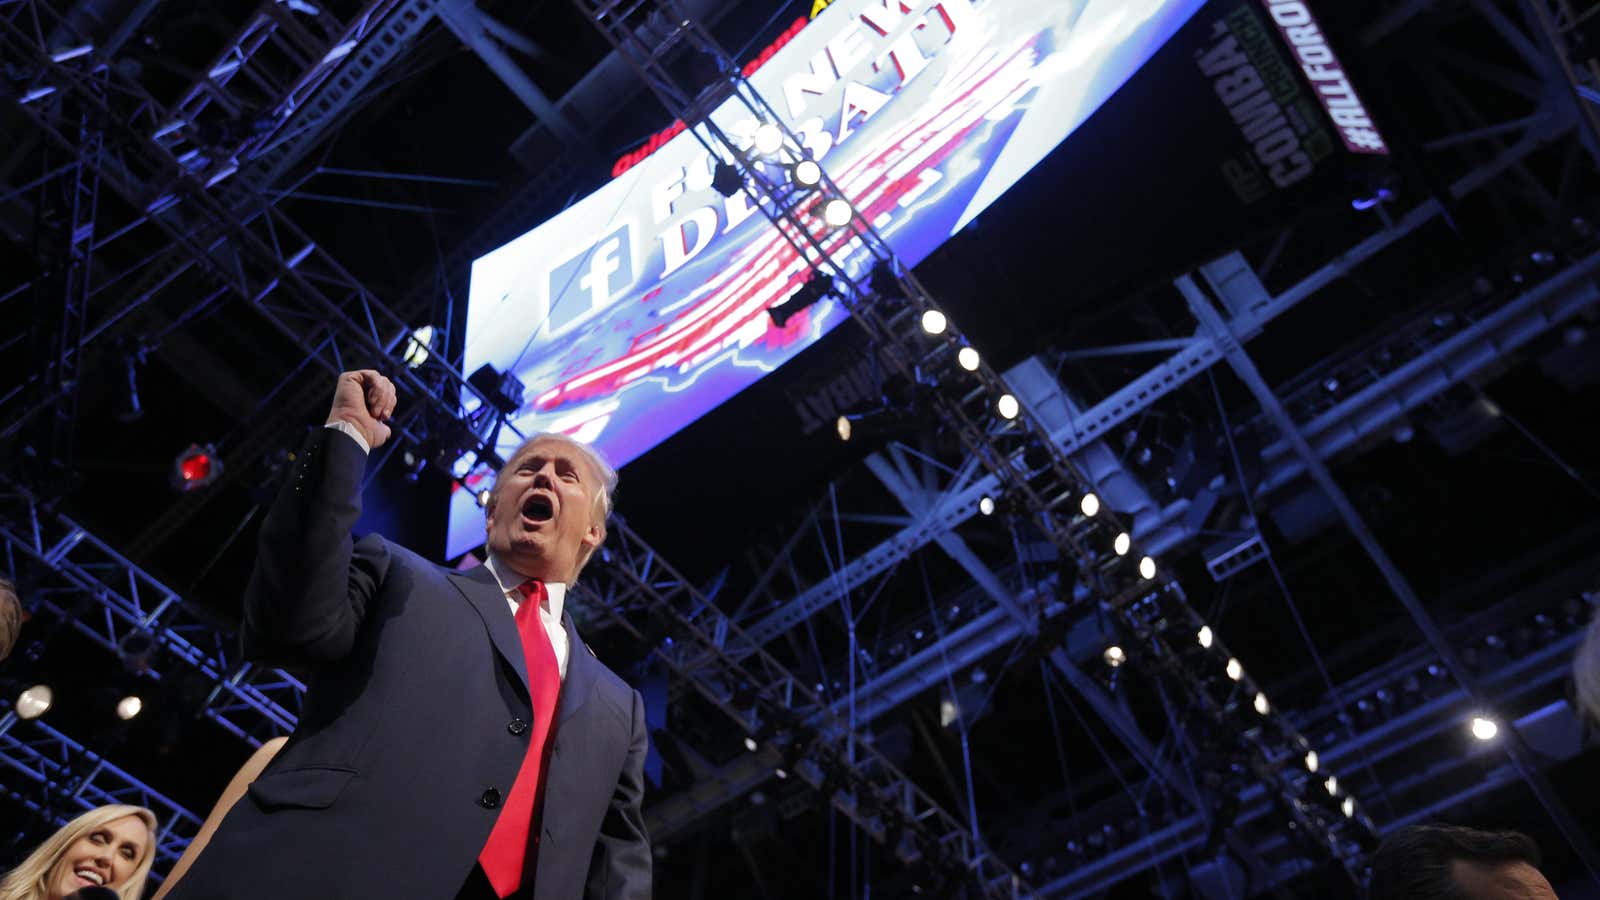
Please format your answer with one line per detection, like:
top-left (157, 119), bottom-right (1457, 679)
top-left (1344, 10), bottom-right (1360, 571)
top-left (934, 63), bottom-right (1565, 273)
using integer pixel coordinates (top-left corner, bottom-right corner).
top-left (327, 370), bottom-right (396, 450)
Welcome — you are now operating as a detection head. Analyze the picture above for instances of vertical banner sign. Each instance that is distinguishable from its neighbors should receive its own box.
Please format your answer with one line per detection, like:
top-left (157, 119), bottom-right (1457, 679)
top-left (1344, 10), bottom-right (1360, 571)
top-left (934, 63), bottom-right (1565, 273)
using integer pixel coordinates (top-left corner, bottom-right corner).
top-left (1259, 0), bottom-right (1387, 154)
top-left (450, 0), bottom-right (1206, 556)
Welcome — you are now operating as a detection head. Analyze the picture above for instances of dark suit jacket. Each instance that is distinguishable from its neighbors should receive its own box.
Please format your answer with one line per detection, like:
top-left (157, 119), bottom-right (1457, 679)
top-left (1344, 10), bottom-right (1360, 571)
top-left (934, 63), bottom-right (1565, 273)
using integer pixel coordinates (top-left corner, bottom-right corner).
top-left (166, 429), bottom-right (651, 900)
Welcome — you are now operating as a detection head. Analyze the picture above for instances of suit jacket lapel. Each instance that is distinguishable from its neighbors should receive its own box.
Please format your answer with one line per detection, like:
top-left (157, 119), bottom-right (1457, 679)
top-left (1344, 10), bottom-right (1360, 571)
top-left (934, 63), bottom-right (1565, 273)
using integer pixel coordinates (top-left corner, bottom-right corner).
top-left (446, 565), bottom-right (529, 696)
top-left (557, 612), bottom-right (598, 726)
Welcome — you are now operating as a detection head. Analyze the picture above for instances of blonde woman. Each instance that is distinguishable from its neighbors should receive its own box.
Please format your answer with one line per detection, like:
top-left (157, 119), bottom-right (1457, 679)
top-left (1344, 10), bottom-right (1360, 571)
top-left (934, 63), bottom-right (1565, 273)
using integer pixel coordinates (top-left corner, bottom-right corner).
top-left (0, 804), bottom-right (158, 900)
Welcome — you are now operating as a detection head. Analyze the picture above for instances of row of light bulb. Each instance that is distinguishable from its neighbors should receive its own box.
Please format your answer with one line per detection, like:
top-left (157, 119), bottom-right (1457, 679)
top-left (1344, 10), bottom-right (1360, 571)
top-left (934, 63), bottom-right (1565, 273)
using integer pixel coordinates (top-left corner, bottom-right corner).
top-left (1109, 619), bottom-right (1515, 823)
top-left (749, 122), bottom-right (854, 228)
top-left (13, 684), bottom-right (142, 721)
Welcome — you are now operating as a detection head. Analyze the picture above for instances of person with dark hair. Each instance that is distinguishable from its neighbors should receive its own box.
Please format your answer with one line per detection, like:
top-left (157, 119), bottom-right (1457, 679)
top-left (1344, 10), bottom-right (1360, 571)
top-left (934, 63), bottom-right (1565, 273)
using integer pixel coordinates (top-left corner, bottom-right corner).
top-left (1370, 823), bottom-right (1558, 899)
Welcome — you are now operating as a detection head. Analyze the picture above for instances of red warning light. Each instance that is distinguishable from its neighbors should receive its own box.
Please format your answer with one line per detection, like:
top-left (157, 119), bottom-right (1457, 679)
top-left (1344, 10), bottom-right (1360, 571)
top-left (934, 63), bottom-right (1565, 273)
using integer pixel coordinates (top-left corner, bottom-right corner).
top-left (171, 444), bottom-right (223, 491)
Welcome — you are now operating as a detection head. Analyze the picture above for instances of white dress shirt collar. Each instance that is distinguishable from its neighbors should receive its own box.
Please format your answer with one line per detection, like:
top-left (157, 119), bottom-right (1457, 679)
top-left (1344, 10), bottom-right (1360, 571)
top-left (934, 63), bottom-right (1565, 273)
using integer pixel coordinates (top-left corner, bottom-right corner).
top-left (483, 553), bottom-right (567, 621)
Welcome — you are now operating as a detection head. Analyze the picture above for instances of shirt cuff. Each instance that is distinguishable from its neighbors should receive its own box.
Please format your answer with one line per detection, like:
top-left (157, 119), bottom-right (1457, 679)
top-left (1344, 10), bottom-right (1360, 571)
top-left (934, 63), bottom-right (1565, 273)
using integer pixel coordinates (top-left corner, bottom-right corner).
top-left (324, 421), bottom-right (371, 454)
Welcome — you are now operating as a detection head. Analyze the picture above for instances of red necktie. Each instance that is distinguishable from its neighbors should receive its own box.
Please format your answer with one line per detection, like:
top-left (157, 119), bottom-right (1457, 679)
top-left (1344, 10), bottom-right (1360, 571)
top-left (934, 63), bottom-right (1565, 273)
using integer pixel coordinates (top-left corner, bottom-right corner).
top-left (478, 578), bottom-right (561, 897)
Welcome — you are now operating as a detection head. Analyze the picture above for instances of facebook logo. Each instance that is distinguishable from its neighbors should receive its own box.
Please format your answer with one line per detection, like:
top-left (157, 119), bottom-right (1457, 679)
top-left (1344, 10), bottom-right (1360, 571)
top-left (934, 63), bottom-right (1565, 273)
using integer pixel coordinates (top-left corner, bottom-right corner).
top-left (547, 224), bottom-right (633, 333)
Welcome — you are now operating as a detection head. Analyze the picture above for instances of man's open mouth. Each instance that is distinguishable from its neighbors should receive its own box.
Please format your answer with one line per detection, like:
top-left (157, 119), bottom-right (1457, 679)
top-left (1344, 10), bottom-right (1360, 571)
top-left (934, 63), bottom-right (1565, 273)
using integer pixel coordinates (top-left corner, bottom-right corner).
top-left (521, 496), bottom-right (553, 522)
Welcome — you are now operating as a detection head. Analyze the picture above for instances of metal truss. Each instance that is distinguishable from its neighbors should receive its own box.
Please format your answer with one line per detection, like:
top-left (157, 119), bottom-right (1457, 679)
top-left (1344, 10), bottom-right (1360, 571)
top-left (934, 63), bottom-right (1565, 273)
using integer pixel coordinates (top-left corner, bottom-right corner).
top-left (0, 708), bottom-right (202, 875)
top-left (640, 223), bottom-right (1600, 839)
top-left (0, 481), bottom-right (304, 744)
top-left (556, 0), bottom-right (1454, 885)
top-left (1036, 566), bottom-right (1599, 898)
top-left (0, 0), bottom-right (441, 463)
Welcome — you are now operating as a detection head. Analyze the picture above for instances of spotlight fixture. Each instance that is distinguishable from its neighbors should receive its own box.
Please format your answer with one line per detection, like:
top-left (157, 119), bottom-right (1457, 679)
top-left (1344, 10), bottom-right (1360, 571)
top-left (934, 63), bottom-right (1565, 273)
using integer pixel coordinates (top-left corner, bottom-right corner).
top-left (476, 487), bottom-right (492, 508)
top-left (791, 158), bottom-right (822, 188)
top-left (402, 325), bottom-right (435, 369)
top-left (116, 695), bottom-right (143, 721)
top-left (1225, 658), bottom-right (1243, 681)
top-left (920, 309), bottom-right (948, 335)
top-left (1252, 692), bottom-right (1269, 715)
top-left (467, 363), bottom-right (527, 415)
top-left (957, 347), bottom-right (980, 371)
top-left (1103, 645), bottom-right (1126, 668)
top-left (835, 415), bottom-right (852, 442)
top-left (1197, 625), bottom-right (1213, 649)
top-left (171, 444), bottom-right (223, 492)
top-left (711, 161), bottom-right (745, 198)
top-left (1138, 556), bottom-right (1156, 580)
top-left (1113, 532), bottom-right (1131, 556)
top-left (1470, 715), bottom-right (1499, 741)
top-left (978, 496), bottom-right (995, 516)
top-left (1323, 775), bottom-right (1338, 796)
top-left (1341, 796), bottom-right (1356, 818)
top-left (769, 273), bottom-right (837, 328)
top-left (996, 394), bottom-right (1019, 419)
top-left (1079, 493), bottom-right (1100, 517)
top-left (775, 767), bottom-right (788, 780)
top-left (822, 197), bottom-right (854, 228)
top-left (753, 122), bottom-right (784, 156)
top-left (1304, 750), bottom-right (1319, 773)
top-left (744, 736), bottom-right (759, 752)
top-left (117, 629), bottom-right (158, 674)
top-left (16, 684), bottom-right (52, 720)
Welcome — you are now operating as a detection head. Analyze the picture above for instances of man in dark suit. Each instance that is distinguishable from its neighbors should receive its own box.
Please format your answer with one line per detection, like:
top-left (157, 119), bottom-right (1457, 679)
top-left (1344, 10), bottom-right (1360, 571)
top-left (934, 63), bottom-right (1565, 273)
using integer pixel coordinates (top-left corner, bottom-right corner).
top-left (167, 370), bottom-right (651, 900)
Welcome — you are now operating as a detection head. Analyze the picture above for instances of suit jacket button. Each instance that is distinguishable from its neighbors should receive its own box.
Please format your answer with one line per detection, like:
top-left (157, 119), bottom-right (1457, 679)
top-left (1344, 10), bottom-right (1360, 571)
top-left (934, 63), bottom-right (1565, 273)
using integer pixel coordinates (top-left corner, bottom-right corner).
top-left (479, 789), bottom-right (501, 809)
top-left (508, 717), bottom-right (528, 735)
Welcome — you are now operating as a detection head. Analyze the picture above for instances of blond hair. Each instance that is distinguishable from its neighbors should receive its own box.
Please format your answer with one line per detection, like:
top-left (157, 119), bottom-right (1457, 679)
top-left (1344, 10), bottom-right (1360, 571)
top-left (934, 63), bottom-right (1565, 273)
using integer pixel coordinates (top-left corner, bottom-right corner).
top-left (1575, 600), bottom-right (1600, 725)
top-left (0, 805), bottom-right (159, 900)
top-left (485, 433), bottom-right (619, 579)
top-left (0, 576), bottom-right (19, 663)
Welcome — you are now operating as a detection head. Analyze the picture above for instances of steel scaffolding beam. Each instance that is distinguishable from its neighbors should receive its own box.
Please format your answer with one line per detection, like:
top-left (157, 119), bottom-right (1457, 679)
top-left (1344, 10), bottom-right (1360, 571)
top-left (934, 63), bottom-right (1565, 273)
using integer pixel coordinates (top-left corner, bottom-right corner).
top-left (1181, 258), bottom-right (1600, 885)
top-left (0, 709), bottom-right (203, 875)
top-left (1037, 574), bottom-right (1593, 898)
top-left (0, 482), bottom-right (305, 744)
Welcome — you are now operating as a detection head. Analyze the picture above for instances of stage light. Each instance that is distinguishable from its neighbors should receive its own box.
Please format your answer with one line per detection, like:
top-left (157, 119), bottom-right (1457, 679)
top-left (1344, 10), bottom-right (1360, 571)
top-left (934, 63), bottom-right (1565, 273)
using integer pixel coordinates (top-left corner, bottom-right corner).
top-left (822, 197), bottom-right (854, 228)
top-left (467, 363), bottom-right (526, 415)
top-left (1113, 532), bottom-right (1130, 556)
top-left (835, 415), bottom-right (852, 442)
top-left (978, 496), bottom-right (995, 516)
top-left (17, 684), bottom-right (52, 720)
top-left (477, 488), bottom-right (492, 508)
top-left (920, 309), bottom-right (947, 335)
top-left (997, 394), bottom-right (1019, 419)
top-left (744, 736), bottom-right (758, 752)
top-left (1323, 775), bottom-right (1338, 796)
top-left (775, 767), bottom-right (788, 779)
top-left (1079, 493), bottom-right (1100, 517)
top-left (1341, 796), bottom-right (1356, 818)
top-left (1304, 750), bottom-right (1319, 773)
top-left (957, 347), bottom-right (980, 371)
top-left (1253, 692), bottom-right (1269, 715)
top-left (116, 695), bottom-right (143, 721)
top-left (402, 325), bottom-right (435, 368)
top-left (1103, 645), bottom-right (1126, 668)
top-left (791, 159), bottom-right (822, 188)
top-left (1197, 625), bottom-right (1213, 649)
top-left (711, 161), bottom-right (745, 198)
top-left (753, 122), bottom-right (784, 156)
top-left (172, 444), bottom-right (223, 492)
top-left (117, 629), bottom-right (158, 674)
top-left (1470, 715), bottom-right (1499, 741)
top-left (1138, 556), bottom-right (1156, 579)
top-left (1226, 658), bottom-right (1243, 681)
top-left (769, 273), bottom-right (836, 328)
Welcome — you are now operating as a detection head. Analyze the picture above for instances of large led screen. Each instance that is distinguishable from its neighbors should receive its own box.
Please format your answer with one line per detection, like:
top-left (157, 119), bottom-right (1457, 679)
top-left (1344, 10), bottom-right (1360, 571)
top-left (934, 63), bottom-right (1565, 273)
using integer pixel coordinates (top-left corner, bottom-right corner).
top-left (449, 0), bottom-right (1206, 557)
